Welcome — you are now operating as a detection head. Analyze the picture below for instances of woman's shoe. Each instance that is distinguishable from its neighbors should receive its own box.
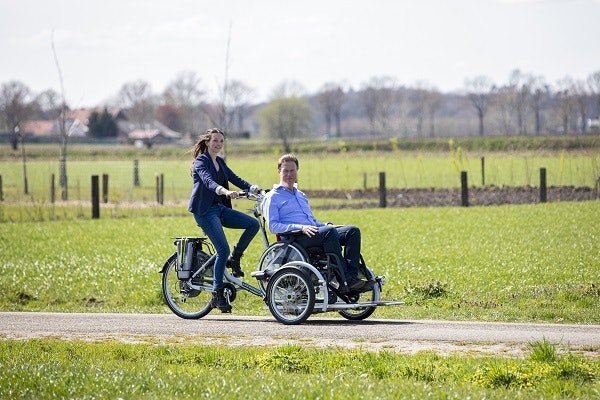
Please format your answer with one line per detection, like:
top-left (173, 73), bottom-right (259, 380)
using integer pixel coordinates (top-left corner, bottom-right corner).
top-left (211, 289), bottom-right (232, 313)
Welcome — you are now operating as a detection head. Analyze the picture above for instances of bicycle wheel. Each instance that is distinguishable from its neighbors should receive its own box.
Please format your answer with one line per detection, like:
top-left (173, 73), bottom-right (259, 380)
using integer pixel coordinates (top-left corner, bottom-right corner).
top-left (256, 242), bottom-right (307, 291)
top-left (266, 266), bottom-right (315, 325)
top-left (161, 253), bottom-right (213, 319)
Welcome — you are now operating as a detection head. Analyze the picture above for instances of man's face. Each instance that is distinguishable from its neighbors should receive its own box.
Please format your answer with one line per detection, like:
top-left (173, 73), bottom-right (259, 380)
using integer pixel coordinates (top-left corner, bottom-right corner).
top-left (279, 161), bottom-right (298, 188)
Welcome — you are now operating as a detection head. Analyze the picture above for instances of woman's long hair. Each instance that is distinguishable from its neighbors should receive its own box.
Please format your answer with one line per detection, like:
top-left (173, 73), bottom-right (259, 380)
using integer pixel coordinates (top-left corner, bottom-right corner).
top-left (191, 128), bottom-right (225, 158)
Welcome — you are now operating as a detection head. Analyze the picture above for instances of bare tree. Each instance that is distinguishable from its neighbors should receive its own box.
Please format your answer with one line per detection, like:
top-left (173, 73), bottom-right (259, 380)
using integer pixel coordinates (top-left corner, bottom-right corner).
top-left (52, 29), bottom-right (69, 200)
top-left (0, 81), bottom-right (32, 150)
top-left (573, 80), bottom-right (589, 133)
top-left (508, 69), bottom-right (533, 135)
top-left (588, 70), bottom-right (600, 120)
top-left (225, 79), bottom-right (256, 135)
top-left (465, 76), bottom-right (495, 136)
top-left (162, 70), bottom-right (206, 134)
top-left (316, 82), bottom-right (346, 138)
top-left (118, 80), bottom-right (156, 128)
top-left (555, 77), bottom-right (577, 134)
top-left (530, 76), bottom-right (548, 135)
top-left (360, 76), bottom-right (399, 137)
top-left (412, 82), bottom-right (442, 138)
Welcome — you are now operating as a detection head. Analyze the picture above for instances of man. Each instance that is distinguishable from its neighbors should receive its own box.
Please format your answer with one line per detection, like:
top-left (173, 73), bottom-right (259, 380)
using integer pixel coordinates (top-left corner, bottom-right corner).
top-left (262, 153), bottom-right (373, 292)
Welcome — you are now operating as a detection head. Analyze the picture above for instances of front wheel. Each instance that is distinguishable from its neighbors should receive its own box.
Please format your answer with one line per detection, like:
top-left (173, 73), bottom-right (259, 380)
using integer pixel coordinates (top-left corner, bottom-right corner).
top-left (161, 253), bottom-right (213, 319)
top-left (266, 267), bottom-right (315, 325)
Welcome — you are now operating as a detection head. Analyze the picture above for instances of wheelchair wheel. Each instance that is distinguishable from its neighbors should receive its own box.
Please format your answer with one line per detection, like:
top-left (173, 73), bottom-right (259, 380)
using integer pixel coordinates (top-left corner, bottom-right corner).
top-left (266, 266), bottom-right (315, 325)
top-left (161, 253), bottom-right (213, 319)
top-left (338, 283), bottom-right (379, 320)
top-left (338, 262), bottom-right (379, 320)
top-left (256, 242), bottom-right (307, 292)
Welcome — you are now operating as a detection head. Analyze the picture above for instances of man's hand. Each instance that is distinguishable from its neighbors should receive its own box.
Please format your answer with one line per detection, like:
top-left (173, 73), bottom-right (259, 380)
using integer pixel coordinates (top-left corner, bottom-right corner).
top-left (301, 225), bottom-right (318, 237)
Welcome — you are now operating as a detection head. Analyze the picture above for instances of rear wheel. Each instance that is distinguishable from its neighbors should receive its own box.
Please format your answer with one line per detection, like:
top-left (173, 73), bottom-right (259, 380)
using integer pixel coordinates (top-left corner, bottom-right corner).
top-left (266, 267), bottom-right (315, 325)
top-left (161, 254), bottom-right (213, 319)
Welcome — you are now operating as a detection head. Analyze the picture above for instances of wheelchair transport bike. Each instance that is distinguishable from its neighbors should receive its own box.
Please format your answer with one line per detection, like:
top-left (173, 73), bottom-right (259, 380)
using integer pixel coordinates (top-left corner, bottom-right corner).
top-left (160, 191), bottom-right (404, 325)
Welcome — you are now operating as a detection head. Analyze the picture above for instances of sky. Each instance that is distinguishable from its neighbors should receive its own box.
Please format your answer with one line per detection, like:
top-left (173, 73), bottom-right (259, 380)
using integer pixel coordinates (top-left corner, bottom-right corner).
top-left (1, 0), bottom-right (598, 108)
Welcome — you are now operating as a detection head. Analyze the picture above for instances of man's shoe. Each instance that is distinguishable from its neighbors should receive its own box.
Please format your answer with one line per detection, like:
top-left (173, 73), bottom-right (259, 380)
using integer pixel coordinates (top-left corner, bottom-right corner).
top-left (227, 255), bottom-right (245, 277)
top-left (211, 289), bottom-right (232, 313)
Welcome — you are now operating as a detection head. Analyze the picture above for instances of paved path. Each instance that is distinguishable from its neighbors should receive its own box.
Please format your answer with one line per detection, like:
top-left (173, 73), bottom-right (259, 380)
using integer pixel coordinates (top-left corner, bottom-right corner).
top-left (2, 312), bottom-right (599, 357)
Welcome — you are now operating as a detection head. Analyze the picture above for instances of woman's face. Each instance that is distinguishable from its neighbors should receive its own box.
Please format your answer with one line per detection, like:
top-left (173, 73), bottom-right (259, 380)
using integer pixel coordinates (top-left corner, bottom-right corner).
top-left (207, 132), bottom-right (225, 154)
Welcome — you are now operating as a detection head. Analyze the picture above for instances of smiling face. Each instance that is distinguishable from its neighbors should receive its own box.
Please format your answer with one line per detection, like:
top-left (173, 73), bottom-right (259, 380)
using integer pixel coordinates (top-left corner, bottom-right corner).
top-left (206, 131), bottom-right (225, 155)
top-left (278, 160), bottom-right (298, 190)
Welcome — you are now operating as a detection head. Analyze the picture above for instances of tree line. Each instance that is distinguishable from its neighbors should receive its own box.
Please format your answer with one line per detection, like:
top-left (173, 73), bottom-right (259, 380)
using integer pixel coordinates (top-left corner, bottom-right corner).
top-left (2, 68), bottom-right (600, 154)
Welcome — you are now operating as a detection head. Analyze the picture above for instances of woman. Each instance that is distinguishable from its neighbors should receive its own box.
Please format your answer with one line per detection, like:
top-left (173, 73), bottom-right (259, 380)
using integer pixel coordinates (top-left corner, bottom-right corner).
top-left (188, 128), bottom-right (260, 312)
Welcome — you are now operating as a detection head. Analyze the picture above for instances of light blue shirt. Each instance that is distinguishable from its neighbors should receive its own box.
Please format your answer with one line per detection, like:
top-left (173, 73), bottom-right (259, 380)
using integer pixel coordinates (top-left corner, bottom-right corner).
top-left (262, 184), bottom-right (324, 234)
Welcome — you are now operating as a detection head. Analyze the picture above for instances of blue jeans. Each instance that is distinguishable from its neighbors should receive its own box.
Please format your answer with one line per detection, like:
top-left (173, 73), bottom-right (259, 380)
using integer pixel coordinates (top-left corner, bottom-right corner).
top-left (193, 204), bottom-right (259, 290)
top-left (294, 225), bottom-right (361, 280)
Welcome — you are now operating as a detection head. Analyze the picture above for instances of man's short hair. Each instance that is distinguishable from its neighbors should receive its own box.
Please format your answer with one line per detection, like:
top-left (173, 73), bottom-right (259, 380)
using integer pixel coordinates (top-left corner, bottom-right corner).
top-left (277, 153), bottom-right (299, 170)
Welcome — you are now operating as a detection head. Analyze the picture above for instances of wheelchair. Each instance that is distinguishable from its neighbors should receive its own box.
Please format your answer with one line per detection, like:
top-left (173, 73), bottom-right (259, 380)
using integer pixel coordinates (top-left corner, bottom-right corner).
top-left (253, 233), bottom-right (383, 323)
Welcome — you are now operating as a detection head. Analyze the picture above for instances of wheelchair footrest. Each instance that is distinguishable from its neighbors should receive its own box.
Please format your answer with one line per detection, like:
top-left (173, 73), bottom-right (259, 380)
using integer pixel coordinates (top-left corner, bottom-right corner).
top-left (251, 270), bottom-right (274, 280)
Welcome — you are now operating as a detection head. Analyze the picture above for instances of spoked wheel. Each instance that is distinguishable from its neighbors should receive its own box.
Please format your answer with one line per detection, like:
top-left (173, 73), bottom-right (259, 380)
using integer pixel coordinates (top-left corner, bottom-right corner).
top-left (338, 263), bottom-right (379, 321)
top-left (266, 267), bottom-right (315, 325)
top-left (161, 254), bottom-right (213, 319)
top-left (338, 283), bottom-right (379, 320)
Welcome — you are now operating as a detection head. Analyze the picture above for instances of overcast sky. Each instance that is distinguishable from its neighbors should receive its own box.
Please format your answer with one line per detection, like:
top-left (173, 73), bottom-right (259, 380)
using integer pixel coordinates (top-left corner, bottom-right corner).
top-left (1, 0), bottom-right (598, 108)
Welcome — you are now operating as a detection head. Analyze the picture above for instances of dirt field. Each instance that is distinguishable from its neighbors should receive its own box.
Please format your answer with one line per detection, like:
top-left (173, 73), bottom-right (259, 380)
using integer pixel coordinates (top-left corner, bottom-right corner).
top-left (308, 185), bottom-right (598, 209)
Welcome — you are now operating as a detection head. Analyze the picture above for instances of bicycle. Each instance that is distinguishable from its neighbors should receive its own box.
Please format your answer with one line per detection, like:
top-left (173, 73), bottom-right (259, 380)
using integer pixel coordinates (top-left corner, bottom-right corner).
top-left (160, 191), bottom-right (403, 324)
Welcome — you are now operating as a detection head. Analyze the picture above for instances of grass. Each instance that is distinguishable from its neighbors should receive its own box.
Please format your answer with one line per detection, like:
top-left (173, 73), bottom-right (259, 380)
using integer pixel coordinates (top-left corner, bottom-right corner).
top-left (0, 339), bottom-right (598, 399)
top-left (1, 148), bottom-right (598, 204)
top-left (0, 201), bottom-right (598, 324)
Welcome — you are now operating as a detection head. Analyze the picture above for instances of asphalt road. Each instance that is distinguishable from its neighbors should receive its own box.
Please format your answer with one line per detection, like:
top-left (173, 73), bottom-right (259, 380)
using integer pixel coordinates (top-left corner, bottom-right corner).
top-left (2, 312), bottom-right (599, 357)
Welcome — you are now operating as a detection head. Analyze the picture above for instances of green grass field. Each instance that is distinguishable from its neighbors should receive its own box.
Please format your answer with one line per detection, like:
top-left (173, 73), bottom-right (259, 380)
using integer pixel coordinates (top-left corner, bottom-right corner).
top-left (1, 139), bottom-right (599, 399)
top-left (1, 201), bottom-right (598, 324)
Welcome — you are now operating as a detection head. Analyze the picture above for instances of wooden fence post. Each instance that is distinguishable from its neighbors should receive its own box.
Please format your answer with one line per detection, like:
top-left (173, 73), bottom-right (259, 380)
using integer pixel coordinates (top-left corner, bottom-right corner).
top-left (481, 156), bottom-right (485, 187)
top-left (540, 168), bottom-right (547, 203)
top-left (0, 175), bottom-right (3, 202)
top-left (133, 160), bottom-right (140, 187)
top-left (379, 172), bottom-right (386, 208)
top-left (461, 171), bottom-right (469, 207)
top-left (50, 174), bottom-right (55, 203)
top-left (91, 175), bottom-right (100, 219)
top-left (102, 174), bottom-right (109, 203)
top-left (156, 173), bottom-right (164, 205)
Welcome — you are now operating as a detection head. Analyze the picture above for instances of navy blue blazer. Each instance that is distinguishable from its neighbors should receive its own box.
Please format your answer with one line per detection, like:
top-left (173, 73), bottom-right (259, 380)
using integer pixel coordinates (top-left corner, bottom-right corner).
top-left (188, 153), bottom-right (252, 216)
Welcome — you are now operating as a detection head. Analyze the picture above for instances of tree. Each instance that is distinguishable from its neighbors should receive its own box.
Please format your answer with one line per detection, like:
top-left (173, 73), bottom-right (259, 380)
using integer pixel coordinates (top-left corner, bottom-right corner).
top-left (412, 82), bottom-right (442, 138)
top-left (225, 79), bottom-right (256, 135)
top-left (0, 80), bottom-right (33, 150)
top-left (588, 70), bottom-right (600, 121)
top-left (88, 108), bottom-right (117, 138)
top-left (530, 76), bottom-right (548, 135)
top-left (465, 76), bottom-right (495, 136)
top-left (118, 80), bottom-right (156, 128)
top-left (52, 29), bottom-right (70, 200)
top-left (258, 95), bottom-right (312, 153)
top-left (162, 70), bottom-right (205, 134)
top-left (316, 82), bottom-right (346, 138)
top-left (360, 76), bottom-right (399, 137)
top-left (555, 77), bottom-right (577, 134)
